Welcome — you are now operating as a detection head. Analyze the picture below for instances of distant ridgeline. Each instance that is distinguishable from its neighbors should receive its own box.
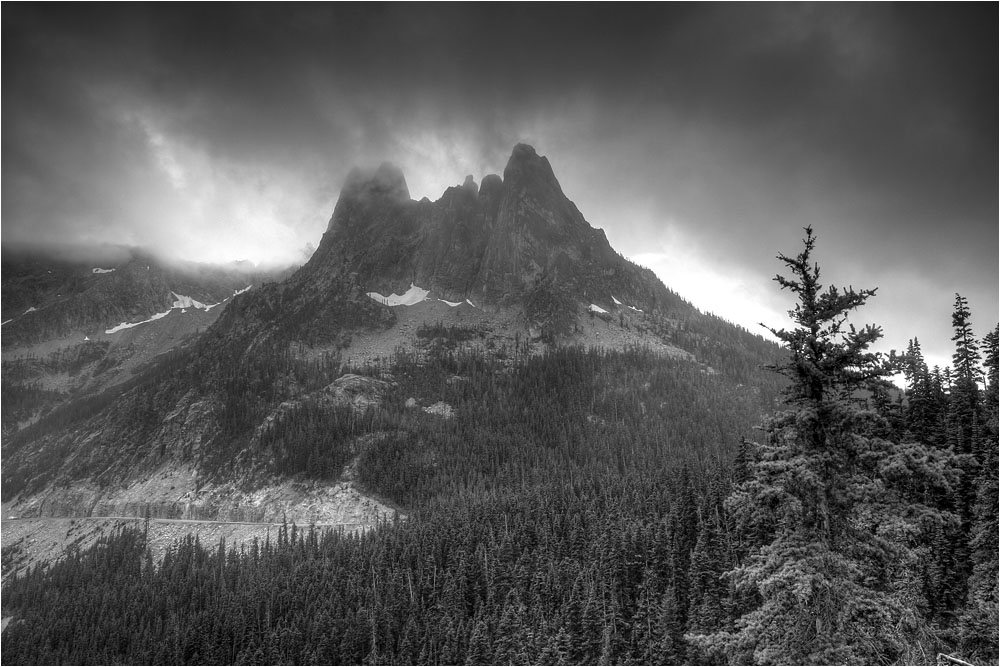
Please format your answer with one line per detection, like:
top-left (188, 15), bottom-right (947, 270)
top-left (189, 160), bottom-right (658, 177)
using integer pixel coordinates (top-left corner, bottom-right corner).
top-left (1, 147), bottom-right (996, 665)
top-left (0, 246), bottom-right (286, 440)
top-left (0, 247), bottom-right (268, 346)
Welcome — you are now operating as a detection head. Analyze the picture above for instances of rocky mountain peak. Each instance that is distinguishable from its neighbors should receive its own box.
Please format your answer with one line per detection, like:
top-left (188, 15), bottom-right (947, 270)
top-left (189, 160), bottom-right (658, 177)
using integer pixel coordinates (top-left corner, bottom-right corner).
top-left (479, 173), bottom-right (504, 200)
top-left (322, 162), bottom-right (412, 237)
top-left (341, 162), bottom-right (410, 204)
top-left (297, 144), bottom-right (688, 339)
top-left (502, 143), bottom-right (561, 194)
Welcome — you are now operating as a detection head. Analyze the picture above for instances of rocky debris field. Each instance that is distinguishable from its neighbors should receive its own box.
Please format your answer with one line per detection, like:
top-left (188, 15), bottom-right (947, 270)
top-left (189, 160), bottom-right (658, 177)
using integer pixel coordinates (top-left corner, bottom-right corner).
top-left (2, 462), bottom-right (402, 579)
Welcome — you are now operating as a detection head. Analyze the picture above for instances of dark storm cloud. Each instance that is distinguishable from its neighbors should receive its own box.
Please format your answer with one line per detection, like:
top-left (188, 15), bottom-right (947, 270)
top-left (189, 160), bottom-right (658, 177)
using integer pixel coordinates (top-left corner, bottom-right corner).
top-left (3, 3), bottom-right (996, 366)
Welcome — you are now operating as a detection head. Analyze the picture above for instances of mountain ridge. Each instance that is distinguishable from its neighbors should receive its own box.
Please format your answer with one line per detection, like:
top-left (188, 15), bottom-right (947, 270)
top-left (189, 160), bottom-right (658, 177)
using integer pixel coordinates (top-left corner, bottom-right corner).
top-left (292, 143), bottom-right (692, 343)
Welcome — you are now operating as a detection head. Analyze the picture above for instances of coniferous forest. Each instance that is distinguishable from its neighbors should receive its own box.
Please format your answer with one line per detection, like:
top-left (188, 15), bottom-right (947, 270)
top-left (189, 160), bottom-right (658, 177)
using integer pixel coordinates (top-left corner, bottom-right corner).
top-left (2, 230), bottom-right (997, 665)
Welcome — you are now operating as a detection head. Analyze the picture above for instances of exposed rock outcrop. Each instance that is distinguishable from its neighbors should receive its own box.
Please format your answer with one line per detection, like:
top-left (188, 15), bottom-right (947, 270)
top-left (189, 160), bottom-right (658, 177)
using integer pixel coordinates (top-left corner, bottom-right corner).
top-left (325, 373), bottom-right (396, 411)
top-left (291, 143), bottom-right (689, 338)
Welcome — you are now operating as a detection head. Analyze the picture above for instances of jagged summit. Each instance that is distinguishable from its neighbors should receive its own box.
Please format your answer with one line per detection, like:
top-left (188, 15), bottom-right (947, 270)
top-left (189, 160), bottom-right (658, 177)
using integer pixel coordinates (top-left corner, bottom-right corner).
top-left (332, 143), bottom-right (558, 210)
top-left (480, 173), bottom-right (503, 198)
top-left (504, 142), bottom-right (543, 175)
top-left (502, 143), bottom-right (562, 194)
top-left (336, 143), bottom-right (557, 210)
top-left (294, 144), bottom-right (687, 339)
top-left (339, 162), bottom-right (410, 205)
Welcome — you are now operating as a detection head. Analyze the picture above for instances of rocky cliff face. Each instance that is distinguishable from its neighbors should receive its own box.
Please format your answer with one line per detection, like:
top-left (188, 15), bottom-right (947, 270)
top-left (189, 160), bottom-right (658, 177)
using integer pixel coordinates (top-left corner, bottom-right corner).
top-left (290, 143), bottom-right (689, 337)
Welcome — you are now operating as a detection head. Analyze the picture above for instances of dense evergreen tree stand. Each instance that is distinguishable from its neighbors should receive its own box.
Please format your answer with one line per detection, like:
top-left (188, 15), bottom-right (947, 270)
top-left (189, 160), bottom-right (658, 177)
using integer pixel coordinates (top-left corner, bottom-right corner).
top-left (690, 227), bottom-right (960, 664)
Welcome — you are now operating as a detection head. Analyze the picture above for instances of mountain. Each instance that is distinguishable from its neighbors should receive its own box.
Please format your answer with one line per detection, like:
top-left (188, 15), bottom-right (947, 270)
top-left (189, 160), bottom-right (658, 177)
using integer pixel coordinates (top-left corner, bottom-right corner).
top-left (1, 245), bottom-right (272, 346)
top-left (1, 246), bottom-right (290, 439)
top-left (201, 143), bottom-right (702, 371)
top-left (1, 144), bottom-right (784, 576)
top-left (292, 143), bottom-right (691, 341)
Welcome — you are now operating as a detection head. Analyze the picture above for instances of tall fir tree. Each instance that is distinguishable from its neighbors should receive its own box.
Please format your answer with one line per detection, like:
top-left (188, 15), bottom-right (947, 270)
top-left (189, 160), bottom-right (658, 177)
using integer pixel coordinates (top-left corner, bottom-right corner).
top-left (948, 294), bottom-right (983, 460)
top-left (903, 338), bottom-right (946, 447)
top-left (689, 227), bottom-right (957, 664)
top-left (935, 295), bottom-right (986, 617)
top-left (951, 296), bottom-right (983, 387)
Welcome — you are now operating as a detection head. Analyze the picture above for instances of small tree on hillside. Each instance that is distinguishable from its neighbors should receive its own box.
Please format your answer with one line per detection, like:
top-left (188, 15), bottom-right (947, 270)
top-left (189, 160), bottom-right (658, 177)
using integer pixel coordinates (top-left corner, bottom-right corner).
top-left (690, 227), bottom-right (958, 664)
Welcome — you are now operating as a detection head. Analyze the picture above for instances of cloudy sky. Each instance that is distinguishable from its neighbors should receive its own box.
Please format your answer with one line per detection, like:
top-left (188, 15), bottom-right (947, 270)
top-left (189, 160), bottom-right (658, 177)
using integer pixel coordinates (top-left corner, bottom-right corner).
top-left (3, 4), bottom-right (996, 371)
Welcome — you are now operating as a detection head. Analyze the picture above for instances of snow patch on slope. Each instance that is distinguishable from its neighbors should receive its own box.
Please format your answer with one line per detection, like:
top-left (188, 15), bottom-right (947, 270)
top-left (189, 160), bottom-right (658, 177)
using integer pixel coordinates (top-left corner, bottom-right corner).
top-left (105, 289), bottom-right (227, 334)
top-left (361, 285), bottom-right (468, 308)
top-left (367, 283), bottom-right (431, 307)
top-left (170, 292), bottom-right (209, 310)
top-left (611, 295), bottom-right (642, 312)
top-left (234, 285), bottom-right (252, 296)
top-left (106, 309), bottom-right (172, 334)
top-left (23, 307), bottom-right (38, 315)
top-left (589, 304), bottom-right (608, 314)
top-left (92, 267), bottom-right (115, 274)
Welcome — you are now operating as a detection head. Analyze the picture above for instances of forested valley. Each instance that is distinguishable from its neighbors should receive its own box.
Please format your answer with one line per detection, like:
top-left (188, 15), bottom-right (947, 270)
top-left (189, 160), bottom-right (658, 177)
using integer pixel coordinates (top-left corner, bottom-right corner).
top-left (2, 231), bottom-right (997, 665)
